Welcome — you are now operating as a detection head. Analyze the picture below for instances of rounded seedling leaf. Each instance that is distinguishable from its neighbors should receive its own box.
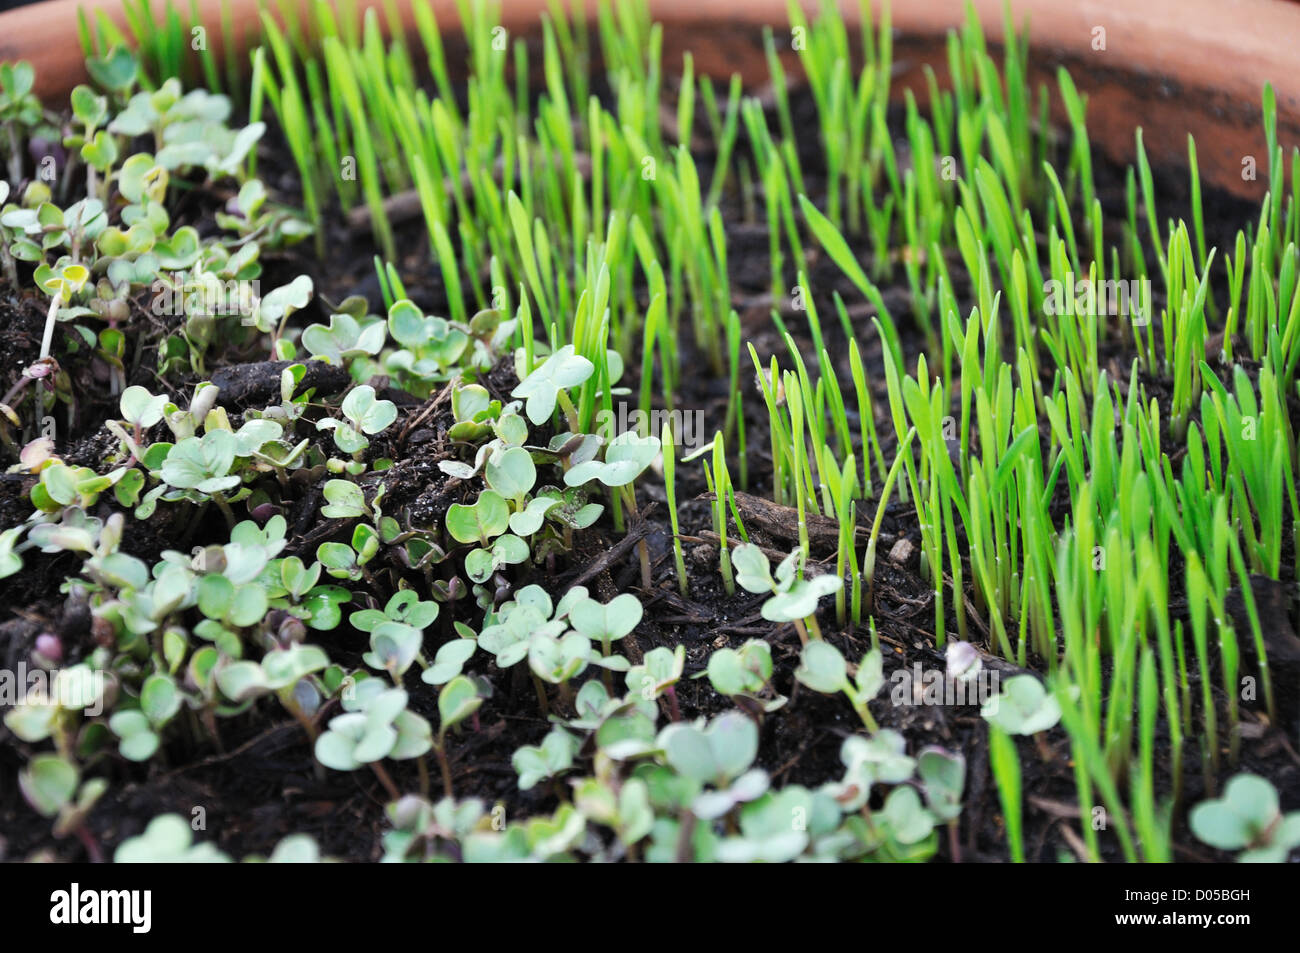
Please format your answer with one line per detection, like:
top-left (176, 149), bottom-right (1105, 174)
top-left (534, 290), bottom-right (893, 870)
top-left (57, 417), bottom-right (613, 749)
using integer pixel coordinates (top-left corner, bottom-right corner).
top-left (438, 675), bottom-right (482, 732)
top-left (109, 710), bottom-right (160, 762)
top-left (853, 649), bottom-right (885, 701)
top-left (216, 660), bottom-right (269, 702)
top-left (387, 299), bottom-right (429, 348)
top-left (321, 479), bottom-right (367, 519)
top-left (659, 722), bottom-right (715, 785)
top-left (422, 638), bottom-right (477, 686)
top-left (794, 641), bottom-right (849, 694)
top-left (267, 834), bottom-right (322, 863)
top-left (445, 489), bottom-right (510, 545)
top-left (140, 672), bottom-right (181, 726)
top-left (385, 590), bottom-right (439, 630)
top-left (980, 674), bottom-right (1061, 735)
top-left (119, 385), bottom-right (168, 428)
top-left (706, 648), bottom-right (749, 696)
top-left (485, 446), bottom-right (537, 501)
top-left (660, 711), bottom-right (759, 786)
top-left (627, 645), bottom-right (685, 696)
top-left (257, 275), bottom-right (313, 325)
top-left (342, 385), bottom-right (398, 435)
top-left (451, 383), bottom-right (492, 423)
top-left (508, 495), bottom-right (560, 536)
top-left (570, 593), bottom-right (643, 643)
top-left (529, 631), bottom-right (593, 684)
top-left (160, 430), bottom-right (239, 493)
top-left (1190, 773), bottom-right (1281, 852)
top-left (19, 754), bottom-right (79, 817)
top-left (597, 432), bottom-right (661, 486)
top-left (302, 585), bottom-right (350, 630)
top-left (262, 644), bottom-right (330, 689)
top-left (364, 621), bottom-right (424, 677)
top-left (390, 710), bottom-right (434, 760)
top-left (731, 543), bottom-right (773, 594)
top-left (917, 747), bottom-right (966, 822)
top-left (882, 785), bottom-right (936, 845)
top-left (708, 712), bottom-right (760, 783)
top-left (114, 813), bottom-right (232, 863)
top-left (511, 345), bottom-right (594, 424)
top-left (842, 729), bottom-right (916, 785)
top-left (763, 575), bottom-right (842, 622)
top-left (315, 719), bottom-right (364, 771)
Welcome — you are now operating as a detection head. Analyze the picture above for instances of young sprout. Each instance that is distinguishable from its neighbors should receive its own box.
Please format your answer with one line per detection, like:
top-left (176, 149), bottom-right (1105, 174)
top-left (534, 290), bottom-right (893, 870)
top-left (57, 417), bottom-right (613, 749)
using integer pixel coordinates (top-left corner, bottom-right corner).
top-left (705, 639), bottom-right (786, 715)
top-left (731, 542), bottom-right (841, 643)
top-left (512, 344), bottom-right (594, 429)
top-left (318, 384), bottom-right (398, 455)
top-left (301, 310), bottom-right (387, 365)
top-left (362, 622), bottom-right (425, 683)
top-left (18, 754), bottom-right (107, 862)
top-left (658, 711), bottom-right (760, 791)
top-left (214, 643), bottom-right (332, 742)
top-left (626, 644), bottom-right (686, 721)
top-left (315, 680), bottom-right (433, 799)
top-left (118, 385), bottom-right (168, 450)
top-left (320, 479), bottom-right (372, 520)
top-left (114, 815), bottom-right (231, 863)
top-left (569, 592), bottom-right (643, 661)
top-left (980, 674), bottom-right (1062, 763)
top-left (987, 725), bottom-right (1024, 863)
top-left (564, 431), bottom-right (661, 587)
top-left (1189, 773), bottom-right (1300, 863)
top-left (159, 429), bottom-right (242, 526)
top-left (702, 433), bottom-right (746, 595)
top-left (512, 726), bottom-right (580, 792)
top-left (864, 428), bottom-right (915, 611)
top-left (661, 420), bottom-right (689, 596)
top-left (429, 675), bottom-right (484, 797)
top-left (981, 675), bottom-right (1062, 735)
top-left (794, 641), bottom-right (884, 732)
top-left (421, 637), bottom-right (478, 688)
top-left (445, 490), bottom-right (511, 548)
top-left (484, 446), bottom-right (537, 509)
top-left (34, 261), bottom-right (90, 363)
top-left (917, 747), bottom-right (966, 862)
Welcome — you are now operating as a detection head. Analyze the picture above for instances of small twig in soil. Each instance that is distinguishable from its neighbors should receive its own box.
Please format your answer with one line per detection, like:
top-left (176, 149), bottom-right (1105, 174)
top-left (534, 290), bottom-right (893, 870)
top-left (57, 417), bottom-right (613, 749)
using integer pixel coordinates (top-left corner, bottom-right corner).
top-left (635, 588), bottom-right (715, 623)
top-left (1028, 795), bottom-right (1083, 819)
top-left (370, 761), bottom-right (401, 802)
top-left (562, 505), bottom-right (657, 589)
top-left (153, 722), bottom-right (300, 783)
top-left (397, 379), bottom-right (455, 449)
top-left (1056, 820), bottom-right (1093, 863)
top-left (722, 490), bottom-right (881, 552)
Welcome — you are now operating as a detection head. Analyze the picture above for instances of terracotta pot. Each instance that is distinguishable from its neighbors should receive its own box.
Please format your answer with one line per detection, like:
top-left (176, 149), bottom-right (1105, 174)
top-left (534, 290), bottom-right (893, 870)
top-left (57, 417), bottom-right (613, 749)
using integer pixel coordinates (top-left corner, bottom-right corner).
top-left (1, 0), bottom-right (1297, 199)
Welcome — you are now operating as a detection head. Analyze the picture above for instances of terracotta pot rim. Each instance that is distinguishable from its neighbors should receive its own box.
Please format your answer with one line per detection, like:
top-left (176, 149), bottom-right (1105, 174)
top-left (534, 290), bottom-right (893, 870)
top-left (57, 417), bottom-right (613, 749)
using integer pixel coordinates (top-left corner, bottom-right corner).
top-left (0, 0), bottom-right (1296, 198)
